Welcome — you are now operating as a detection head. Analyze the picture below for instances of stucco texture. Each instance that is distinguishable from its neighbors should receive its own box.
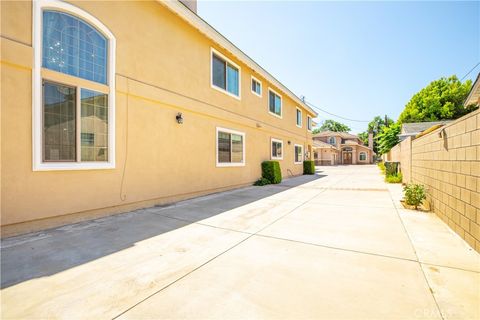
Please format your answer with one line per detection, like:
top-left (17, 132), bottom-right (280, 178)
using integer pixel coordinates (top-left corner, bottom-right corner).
top-left (0, 0), bottom-right (315, 234)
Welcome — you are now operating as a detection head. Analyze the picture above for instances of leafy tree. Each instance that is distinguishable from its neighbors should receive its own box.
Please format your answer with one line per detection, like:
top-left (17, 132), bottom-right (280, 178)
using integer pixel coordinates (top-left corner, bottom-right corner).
top-left (376, 122), bottom-right (400, 155)
top-left (367, 116), bottom-right (394, 132)
top-left (314, 119), bottom-right (350, 133)
top-left (358, 115), bottom-right (394, 153)
top-left (358, 132), bottom-right (369, 145)
top-left (398, 76), bottom-right (475, 124)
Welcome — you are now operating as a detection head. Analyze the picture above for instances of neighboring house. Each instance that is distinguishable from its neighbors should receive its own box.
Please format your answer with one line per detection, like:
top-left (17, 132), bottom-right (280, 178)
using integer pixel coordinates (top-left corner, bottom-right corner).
top-left (0, 0), bottom-right (318, 236)
top-left (464, 72), bottom-right (480, 106)
top-left (312, 131), bottom-right (374, 165)
top-left (397, 121), bottom-right (453, 142)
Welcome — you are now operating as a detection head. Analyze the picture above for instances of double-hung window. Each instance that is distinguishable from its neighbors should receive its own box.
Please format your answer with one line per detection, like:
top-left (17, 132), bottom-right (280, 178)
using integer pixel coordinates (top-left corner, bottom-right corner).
top-left (296, 108), bottom-right (302, 127)
top-left (251, 76), bottom-right (262, 97)
top-left (268, 88), bottom-right (282, 118)
top-left (307, 116), bottom-right (313, 131)
top-left (271, 138), bottom-right (283, 160)
top-left (359, 152), bottom-right (367, 161)
top-left (328, 137), bottom-right (336, 145)
top-left (216, 127), bottom-right (245, 167)
top-left (33, 1), bottom-right (115, 170)
top-left (294, 144), bottom-right (303, 164)
top-left (211, 49), bottom-right (240, 98)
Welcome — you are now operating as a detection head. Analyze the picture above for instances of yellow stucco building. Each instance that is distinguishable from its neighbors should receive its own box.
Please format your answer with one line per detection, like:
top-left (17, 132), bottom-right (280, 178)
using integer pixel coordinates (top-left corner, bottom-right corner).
top-left (1, 0), bottom-right (317, 236)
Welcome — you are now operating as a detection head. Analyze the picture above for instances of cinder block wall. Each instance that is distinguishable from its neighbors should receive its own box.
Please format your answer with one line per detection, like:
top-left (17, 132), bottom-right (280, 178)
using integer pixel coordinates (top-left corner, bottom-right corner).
top-left (410, 109), bottom-right (480, 252)
top-left (389, 144), bottom-right (402, 162)
top-left (400, 136), bottom-right (412, 183)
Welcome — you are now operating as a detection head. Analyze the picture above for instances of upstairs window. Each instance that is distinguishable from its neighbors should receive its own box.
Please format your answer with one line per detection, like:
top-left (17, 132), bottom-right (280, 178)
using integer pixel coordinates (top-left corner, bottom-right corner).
top-left (296, 108), bottom-right (302, 127)
top-left (307, 116), bottom-right (312, 131)
top-left (268, 89), bottom-right (282, 118)
top-left (251, 76), bottom-right (262, 97)
top-left (294, 144), bottom-right (303, 164)
top-left (328, 137), bottom-right (336, 145)
top-left (216, 127), bottom-right (245, 167)
top-left (43, 11), bottom-right (107, 84)
top-left (33, 2), bottom-right (116, 171)
top-left (271, 138), bottom-right (283, 160)
top-left (211, 49), bottom-right (240, 98)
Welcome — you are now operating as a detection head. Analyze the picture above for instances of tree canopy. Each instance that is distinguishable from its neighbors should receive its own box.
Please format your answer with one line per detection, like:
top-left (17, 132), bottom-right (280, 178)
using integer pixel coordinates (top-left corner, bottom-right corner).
top-left (398, 76), bottom-right (474, 124)
top-left (313, 119), bottom-right (350, 133)
top-left (358, 116), bottom-right (394, 154)
top-left (376, 123), bottom-right (401, 155)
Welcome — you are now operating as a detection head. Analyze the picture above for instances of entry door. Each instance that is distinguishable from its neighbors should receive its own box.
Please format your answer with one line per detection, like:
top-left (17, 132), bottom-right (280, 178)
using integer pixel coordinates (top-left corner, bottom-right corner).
top-left (343, 152), bottom-right (352, 164)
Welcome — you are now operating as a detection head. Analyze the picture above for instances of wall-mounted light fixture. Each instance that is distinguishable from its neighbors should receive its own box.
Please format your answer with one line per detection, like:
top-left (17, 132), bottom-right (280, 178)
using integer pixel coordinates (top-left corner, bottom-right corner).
top-left (288, 140), bottom-right (291, 145)
top-left (438, 129), bottom-right (444, 138)
top-left (176, 112), bottom-right (183, 124)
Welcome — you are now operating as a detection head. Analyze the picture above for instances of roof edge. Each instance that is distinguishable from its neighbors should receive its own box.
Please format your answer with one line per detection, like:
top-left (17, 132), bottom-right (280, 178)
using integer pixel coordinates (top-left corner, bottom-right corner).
top-left (157, 0), bottom-right (318, 117)
top-left (464, 72), bottom-right (480, 106)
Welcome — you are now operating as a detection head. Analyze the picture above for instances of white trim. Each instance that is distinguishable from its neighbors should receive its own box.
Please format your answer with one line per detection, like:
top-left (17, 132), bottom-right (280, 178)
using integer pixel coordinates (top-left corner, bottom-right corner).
top-left (307, 116), bottom-right (312, 132)
top-left (216, 127), bottom-right (246, 167)
top-left (210, 47), bottom-right (241, 100)
top-left (270, 138), bottom-right (283, 160)
top-left (32, 0), bottom-right (116, 171)
top-left (158, 1), bottom-right (318, 118)
top-left (251, 75), bottom-right (262, 98)
top-left (296, 107), bottom-right (302, 128)
top-left (294, 144), bottom-right (303, 164)
top-left (267, 87), bottom-right (282, 119)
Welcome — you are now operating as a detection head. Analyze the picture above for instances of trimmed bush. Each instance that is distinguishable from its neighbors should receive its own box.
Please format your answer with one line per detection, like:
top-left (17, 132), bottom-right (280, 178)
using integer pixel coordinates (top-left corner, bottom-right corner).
top-left (261, 161), bottom-right (282, 184)
top-left (378, 162), bottom-right (386, 173)
top-left (253, 178), bottom-right (270, 186)
top-left (385, 172), bottom-right (402, 183)
top-left (403, 183), bottom-right (426, 209)
top-left (303, 160), bottom-right (315, 175)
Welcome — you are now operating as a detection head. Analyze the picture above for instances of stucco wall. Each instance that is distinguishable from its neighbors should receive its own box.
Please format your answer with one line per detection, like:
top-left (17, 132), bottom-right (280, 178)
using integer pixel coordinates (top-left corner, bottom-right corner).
top-left (410, 109), bottom-right (480, 252)
top-left (1, 1), bottom-right (315, 234)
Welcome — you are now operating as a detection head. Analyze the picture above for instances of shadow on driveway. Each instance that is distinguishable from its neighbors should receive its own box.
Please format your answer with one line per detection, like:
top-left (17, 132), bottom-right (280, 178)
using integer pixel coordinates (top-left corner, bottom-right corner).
top-left (1, 174), bottom-right (326, 288)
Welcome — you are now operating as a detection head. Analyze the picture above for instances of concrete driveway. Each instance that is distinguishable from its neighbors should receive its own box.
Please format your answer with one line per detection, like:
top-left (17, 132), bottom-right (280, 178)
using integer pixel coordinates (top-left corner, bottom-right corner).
top-left (1, 165), bottom-right (479, 319)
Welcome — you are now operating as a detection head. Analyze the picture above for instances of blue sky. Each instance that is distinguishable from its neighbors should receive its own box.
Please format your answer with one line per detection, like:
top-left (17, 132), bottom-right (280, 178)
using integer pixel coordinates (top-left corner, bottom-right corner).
top-left (198, 1), bottom-right (480, 133)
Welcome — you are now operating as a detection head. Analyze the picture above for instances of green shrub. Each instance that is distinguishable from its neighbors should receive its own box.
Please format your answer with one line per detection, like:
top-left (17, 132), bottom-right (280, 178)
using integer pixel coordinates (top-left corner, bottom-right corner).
top-left (303, 160), bottom-right (315, 175)
top-left (253, 178), bottom-right (270, 186)
top-left (261, 161), bottom-right (282, 184)
top-left (384, 162), bottom-right (399, 176)
top-left (385, 172), bottom-right (403, 183)
top-left (378, 162), bottom-right (386, 173)
top-left (403, 183), bottom-right (426, 209)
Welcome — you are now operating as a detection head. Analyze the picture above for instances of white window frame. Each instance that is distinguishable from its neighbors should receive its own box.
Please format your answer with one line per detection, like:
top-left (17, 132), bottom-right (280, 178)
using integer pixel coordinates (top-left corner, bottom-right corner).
top-left (210, 48), bottom-right (241, 100)
top-left (294, 144), bottom-right (304, 164)
top-left (216, 127), bottom-right (246, 167)
top-left (307, 115), bottom-right (312, 132)
top-left (296, 107), bottom-right (302, 128)
top-left (251, 75), bottom-right (262, 98)
top-left (359, 152), bottom-right (367, 161)
top-left (32, 0), bottom-right (116, 171)
top-left (268, 87), bottom-right (282, 119)
top-left (270, 138), bottom-right (283, 160)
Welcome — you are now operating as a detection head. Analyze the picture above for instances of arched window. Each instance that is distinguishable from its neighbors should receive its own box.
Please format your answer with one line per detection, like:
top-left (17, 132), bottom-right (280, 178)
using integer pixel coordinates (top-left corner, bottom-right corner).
top-left (328, 137), bottom-right (336, 145)
top-left (43, 11), bottom-right (108, 84)
top-left (33, 0), bottom-right (115, 170)
top-left (359, 152), bottom-right (367, 161)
